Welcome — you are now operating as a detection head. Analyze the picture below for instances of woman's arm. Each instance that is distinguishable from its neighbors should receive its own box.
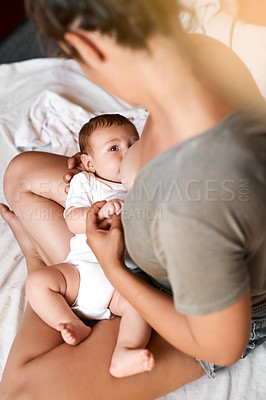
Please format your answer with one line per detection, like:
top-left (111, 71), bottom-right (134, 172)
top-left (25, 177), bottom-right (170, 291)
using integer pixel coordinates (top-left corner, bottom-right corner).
top-left (99, 258), bottom-right (250, 366)
top-left (86, 204), bottom-right (251, 366)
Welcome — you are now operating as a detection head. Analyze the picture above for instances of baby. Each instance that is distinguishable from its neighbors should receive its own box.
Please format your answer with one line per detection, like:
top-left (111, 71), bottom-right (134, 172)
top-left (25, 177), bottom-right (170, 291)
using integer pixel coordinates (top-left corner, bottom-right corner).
top-left (25, 113), bottom-right (155, 378)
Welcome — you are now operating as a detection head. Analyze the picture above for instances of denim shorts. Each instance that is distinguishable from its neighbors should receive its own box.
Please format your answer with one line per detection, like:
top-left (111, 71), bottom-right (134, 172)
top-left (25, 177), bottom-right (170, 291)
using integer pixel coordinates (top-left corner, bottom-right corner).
top-left (198, 298), bottom-right (266, 379)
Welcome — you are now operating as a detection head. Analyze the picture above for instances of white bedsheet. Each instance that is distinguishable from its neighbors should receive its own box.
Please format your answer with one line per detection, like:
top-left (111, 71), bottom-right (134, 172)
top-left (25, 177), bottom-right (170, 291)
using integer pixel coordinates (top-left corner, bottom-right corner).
top-left (0, 21), bottom-right (266, 398)
top-left (14, 89), bottom-right (148, 156)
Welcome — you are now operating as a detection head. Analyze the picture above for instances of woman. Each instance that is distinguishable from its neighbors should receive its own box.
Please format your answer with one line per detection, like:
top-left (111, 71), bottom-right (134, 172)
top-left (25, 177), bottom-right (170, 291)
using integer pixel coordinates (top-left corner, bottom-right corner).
top-left (0, 1), bottom-right (265, 399)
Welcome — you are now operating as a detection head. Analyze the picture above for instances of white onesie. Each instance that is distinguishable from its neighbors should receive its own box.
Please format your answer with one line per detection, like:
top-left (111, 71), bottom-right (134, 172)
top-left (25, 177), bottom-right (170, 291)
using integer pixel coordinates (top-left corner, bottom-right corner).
top-left (64, 171), bottom-right (128, 320)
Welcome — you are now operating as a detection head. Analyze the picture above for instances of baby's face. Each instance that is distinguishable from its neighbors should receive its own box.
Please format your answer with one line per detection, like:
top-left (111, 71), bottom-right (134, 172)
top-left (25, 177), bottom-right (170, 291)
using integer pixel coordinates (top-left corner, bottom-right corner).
top-left (89, 124), bottom-right (139, 183)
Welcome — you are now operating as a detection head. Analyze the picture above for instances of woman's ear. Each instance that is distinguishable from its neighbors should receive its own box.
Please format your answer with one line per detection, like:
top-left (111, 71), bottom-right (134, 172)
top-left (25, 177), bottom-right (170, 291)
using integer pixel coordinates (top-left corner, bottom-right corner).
top-left (80, 154), bottom-right (96, 173)
top-left (64, 30), bottom-right (105, 66)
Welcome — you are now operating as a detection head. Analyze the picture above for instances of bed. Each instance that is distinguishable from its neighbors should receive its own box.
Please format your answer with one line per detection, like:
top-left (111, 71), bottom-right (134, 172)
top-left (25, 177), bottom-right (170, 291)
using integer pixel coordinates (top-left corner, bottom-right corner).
top-left (1, 2), bottom-right (266, 399)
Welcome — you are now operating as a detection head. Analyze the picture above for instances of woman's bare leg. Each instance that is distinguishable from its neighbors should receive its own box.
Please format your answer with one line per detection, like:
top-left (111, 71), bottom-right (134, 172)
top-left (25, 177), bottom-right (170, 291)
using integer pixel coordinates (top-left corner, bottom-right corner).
top-left (0, 203), bottom-right (41, 272)
top-left (0, 204), bottom-right (91, 345)
top-left (3, 151), bottom-right (73, 265)
top-left (0, 304), bottom-right (205, 400)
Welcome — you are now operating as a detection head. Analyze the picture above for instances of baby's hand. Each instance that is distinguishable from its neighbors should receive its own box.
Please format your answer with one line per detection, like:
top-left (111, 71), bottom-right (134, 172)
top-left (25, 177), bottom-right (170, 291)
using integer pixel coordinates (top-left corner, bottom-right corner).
top-left (98, 199), bottom-right (124, 221)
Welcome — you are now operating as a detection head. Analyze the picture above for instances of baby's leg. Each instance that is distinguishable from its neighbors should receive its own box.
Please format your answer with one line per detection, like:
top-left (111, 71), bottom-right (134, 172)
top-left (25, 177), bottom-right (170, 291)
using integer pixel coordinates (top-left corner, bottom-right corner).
top-left (109, 291), bottom-right (154, 378)
top-left (26, 262), bottom-right (91, 345)
top-left (0, 204), bottom-right (91, 345)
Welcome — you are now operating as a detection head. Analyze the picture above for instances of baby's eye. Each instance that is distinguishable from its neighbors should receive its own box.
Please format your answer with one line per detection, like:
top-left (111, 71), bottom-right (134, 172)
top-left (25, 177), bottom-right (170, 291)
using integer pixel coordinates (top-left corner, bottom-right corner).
top-left (109, 146), bottom-right (119, 152)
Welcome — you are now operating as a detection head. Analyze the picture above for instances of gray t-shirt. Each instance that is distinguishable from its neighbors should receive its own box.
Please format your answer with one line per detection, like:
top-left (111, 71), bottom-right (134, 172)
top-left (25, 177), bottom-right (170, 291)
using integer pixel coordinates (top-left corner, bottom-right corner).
top-left (122, 100), bottom-right (266, 316)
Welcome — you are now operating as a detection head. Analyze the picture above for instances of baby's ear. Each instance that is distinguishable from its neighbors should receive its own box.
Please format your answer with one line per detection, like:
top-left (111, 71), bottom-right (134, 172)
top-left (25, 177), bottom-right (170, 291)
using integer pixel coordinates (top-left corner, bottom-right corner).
top-left (80, 154), bottom-right (96, 173)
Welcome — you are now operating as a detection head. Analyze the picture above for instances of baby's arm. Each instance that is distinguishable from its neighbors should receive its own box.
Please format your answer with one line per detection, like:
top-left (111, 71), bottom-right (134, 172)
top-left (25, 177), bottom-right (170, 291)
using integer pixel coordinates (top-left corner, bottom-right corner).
top-left (64, 206), bottom-right (89, 234)
top-left (65, 199), bottom-right (123, 234)
top-left (64, 172), bottom-right (96, 234)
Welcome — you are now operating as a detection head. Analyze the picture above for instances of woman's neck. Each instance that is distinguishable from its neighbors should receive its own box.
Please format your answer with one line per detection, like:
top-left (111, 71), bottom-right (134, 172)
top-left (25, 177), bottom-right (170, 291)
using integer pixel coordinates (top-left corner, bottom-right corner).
top-left (137, 33), bottom-right (261, 166)
top-left (137, 41), bottom-right (230, 164)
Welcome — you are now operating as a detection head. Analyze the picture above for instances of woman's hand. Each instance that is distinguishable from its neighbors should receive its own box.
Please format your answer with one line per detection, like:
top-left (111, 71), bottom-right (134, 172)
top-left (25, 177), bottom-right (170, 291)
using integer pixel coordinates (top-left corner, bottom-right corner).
top-left (86, 201), bottom-right (125, 275)
top-left (63, 152), bottom-right (86, 194)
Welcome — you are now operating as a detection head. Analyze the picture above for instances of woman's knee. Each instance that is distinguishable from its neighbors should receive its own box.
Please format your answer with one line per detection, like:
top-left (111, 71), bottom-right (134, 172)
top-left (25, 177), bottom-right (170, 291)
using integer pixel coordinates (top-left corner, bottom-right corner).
top-left (4, 151), bottom-right (68, 208)
top-left (4, 152), bottom-right (33, 205)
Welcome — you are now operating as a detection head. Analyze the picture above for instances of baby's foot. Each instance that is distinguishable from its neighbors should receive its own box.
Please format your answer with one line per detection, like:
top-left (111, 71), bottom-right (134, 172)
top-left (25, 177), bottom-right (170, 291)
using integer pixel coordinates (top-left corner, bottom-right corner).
top-left (110, 348), bottom-right (155, 378)
top-left (0, 203), bottom-right (37, 258)
top-left (57, 320), bottom-right (92, 345)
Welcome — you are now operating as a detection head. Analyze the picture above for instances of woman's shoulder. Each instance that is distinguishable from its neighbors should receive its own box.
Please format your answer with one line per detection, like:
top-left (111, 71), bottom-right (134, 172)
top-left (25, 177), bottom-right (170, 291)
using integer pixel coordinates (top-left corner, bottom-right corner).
top-left (189, 33), bottom-right (261, 106)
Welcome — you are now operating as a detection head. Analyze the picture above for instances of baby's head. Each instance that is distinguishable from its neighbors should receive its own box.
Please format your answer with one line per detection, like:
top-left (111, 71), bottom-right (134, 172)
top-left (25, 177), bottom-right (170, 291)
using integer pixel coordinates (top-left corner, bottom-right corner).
top-left (79, 114), bottom-right (139, 183)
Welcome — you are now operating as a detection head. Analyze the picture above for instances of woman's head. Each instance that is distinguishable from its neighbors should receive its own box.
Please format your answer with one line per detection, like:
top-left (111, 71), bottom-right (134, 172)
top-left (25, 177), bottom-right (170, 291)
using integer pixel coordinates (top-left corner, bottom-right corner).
top-left (25, 0), bottom-right (182, 52)
top-left (25, 1), bottom-right (191, 114)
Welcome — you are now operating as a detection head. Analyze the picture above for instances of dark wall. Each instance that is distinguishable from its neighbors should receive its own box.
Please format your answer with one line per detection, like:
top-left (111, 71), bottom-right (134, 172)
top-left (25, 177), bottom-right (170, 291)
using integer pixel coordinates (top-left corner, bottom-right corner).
top-left (0, 1), bottom-right (26, 40)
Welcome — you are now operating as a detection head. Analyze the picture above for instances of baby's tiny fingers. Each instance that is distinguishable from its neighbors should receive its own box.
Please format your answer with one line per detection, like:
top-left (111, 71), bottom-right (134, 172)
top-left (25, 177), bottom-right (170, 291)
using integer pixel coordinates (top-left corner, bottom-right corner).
top-left (113, 201), bottom-right (123, 214)
top-left (107, 203), bottom-right (116, 216)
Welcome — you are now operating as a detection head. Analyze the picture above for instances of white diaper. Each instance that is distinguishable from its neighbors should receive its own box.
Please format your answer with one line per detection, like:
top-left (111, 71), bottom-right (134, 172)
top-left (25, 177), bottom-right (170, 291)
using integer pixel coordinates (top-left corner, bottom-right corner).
top-left (67, 257), bottom-right (115, 321)
top-left (64, 232), bottom-right (138, 321)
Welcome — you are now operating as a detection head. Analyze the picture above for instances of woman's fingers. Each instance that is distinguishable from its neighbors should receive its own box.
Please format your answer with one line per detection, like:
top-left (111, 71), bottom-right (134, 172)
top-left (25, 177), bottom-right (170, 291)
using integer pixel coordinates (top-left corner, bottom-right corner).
top-left (86, 201), bottom-right (107, 230)
top-left (67, 152), bottom-right (82, 169)
top-left (110, 213), bottom-right (123, 231)
top-left (63, 172), bottom-right (74, 184)
top-left (64, 153), bottom-right (85, 190)
top-left (85, 204), bottom-right (125, 268)
top-left (98, 219), bottom-right (112, 230)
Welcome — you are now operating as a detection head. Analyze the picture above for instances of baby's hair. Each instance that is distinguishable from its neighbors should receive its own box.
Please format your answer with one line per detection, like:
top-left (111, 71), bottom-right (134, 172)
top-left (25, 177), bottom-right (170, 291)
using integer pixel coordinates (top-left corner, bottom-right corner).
top-left (79, 113), bottom-right (138, 154)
